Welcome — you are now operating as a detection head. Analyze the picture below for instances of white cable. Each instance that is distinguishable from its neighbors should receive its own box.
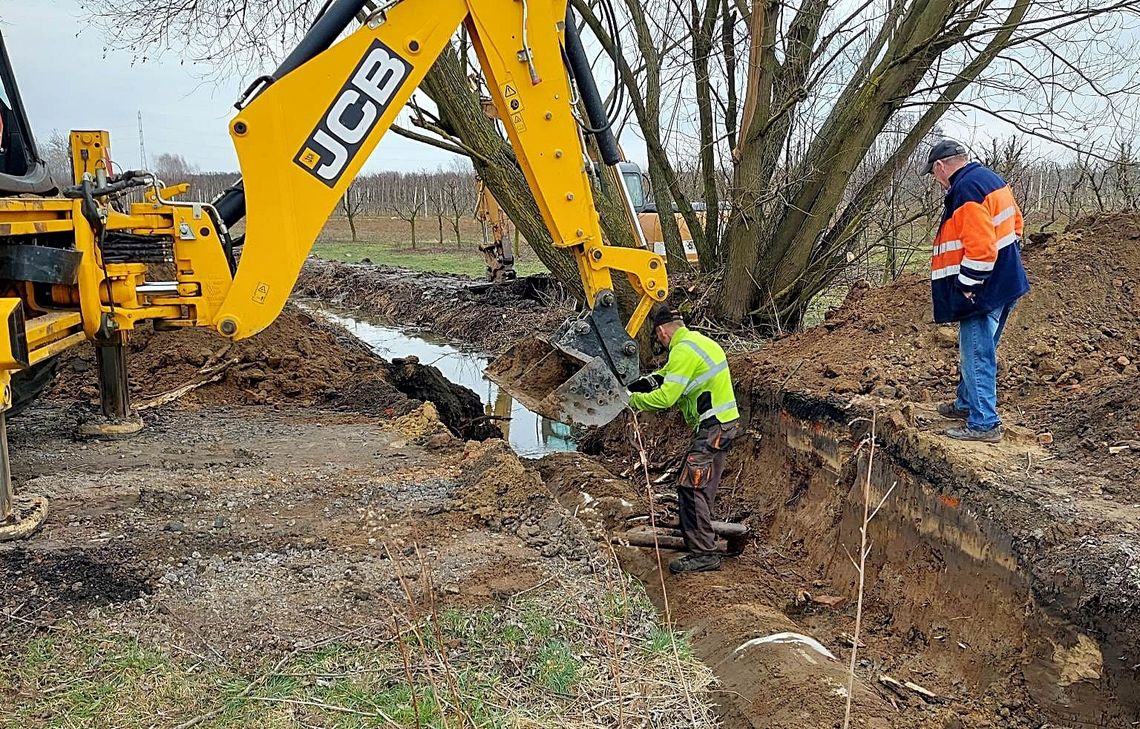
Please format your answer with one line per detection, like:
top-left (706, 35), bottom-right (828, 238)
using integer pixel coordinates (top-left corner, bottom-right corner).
top-left (520, 0), bottom-right (540, 84)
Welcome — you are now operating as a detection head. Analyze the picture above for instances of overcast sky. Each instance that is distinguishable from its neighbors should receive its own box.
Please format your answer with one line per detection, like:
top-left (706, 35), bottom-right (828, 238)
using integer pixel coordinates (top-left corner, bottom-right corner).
top-left (3, 0), bottom-right (1134, 175)
top-left (2, 0), bottom-right (482, 172)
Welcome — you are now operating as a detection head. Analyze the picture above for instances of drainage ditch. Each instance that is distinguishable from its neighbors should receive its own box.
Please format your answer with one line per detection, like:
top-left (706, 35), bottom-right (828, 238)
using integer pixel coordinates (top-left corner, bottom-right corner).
top-left (315, 307), bottom-right (579, 457)
top-left (311, 299), bottom-right (1136, 727)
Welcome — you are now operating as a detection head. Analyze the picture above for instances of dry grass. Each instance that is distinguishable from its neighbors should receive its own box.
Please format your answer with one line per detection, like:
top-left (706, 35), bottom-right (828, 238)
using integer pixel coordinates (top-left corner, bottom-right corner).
top-left (1, 559), bottom-right (717, 728)
top-left (842, 413), bottom-right (896, 729)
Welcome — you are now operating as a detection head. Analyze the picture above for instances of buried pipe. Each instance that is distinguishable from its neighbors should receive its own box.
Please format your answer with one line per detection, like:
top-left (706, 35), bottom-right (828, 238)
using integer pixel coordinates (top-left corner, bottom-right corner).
top-left (611, 530), bottom-right (742, 555)
top-left (663, 518), bottom-right (750, 538)
top-left (612, 532), bottom-right (707, 551)
top-left (615, 517), bottom-right (751, 554)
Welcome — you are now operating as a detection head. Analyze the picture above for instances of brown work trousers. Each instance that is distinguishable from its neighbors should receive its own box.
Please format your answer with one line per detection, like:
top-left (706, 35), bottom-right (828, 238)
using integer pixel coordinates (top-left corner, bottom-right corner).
top-left (677, 419), bottom-right (740, 554)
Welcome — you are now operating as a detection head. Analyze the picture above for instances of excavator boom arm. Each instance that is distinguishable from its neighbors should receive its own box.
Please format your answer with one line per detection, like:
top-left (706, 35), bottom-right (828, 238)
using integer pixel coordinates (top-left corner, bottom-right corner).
top-left (215, 0), bottom-right (666, 347)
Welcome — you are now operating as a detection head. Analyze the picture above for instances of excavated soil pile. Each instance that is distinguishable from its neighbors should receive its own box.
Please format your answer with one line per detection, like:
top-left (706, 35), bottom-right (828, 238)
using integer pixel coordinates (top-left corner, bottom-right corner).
top-left (297, 259), bottom-right (573, 352)
top-left (741, 213), bottom-right (1140, 487)
top-left (49, 305), bottom-right (401, 409)
top-left (48, 306), bottom-right (500, 438)
top-left (387, 356), bottom-right (500, 440)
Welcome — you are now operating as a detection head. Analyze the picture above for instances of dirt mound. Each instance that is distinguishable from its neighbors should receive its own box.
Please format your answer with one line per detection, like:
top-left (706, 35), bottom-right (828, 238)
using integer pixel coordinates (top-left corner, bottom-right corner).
top-left (51, 305), bottom-right (405, 410)
top-left (387, 356), bottom-right (500, 440)
top-left (455, 439), bottom-right (554, 523)
top-left (297, 259), bottom-right (573, 352)
top-left (47, 306), bottom-right (505, 442)
top-left (389, 402), bottom-right (450, 440)
top-left (743, 212), bottom-right (1140, 486)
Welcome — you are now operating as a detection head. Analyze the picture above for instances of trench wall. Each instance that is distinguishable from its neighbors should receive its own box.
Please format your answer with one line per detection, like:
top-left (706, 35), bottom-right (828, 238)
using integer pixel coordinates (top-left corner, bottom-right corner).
top-left (742, 396), bottom-right (1136, 726)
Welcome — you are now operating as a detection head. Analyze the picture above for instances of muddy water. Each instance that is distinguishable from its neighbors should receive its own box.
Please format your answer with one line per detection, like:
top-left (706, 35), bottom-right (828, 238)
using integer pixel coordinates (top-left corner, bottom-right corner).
top-left (315, 308), bottom-right (578, 457)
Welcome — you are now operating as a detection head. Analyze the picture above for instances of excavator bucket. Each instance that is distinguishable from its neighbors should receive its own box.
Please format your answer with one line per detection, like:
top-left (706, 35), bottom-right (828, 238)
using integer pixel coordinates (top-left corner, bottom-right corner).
top-left (486, 336), bottom-right (627, 427)
top-left (486, 296), bottom-right (639, 428)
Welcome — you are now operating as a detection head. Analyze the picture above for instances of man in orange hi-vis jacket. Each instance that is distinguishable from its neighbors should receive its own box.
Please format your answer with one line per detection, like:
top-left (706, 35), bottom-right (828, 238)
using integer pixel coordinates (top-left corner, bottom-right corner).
top-left (924, 140), bottom-right (1030, 443)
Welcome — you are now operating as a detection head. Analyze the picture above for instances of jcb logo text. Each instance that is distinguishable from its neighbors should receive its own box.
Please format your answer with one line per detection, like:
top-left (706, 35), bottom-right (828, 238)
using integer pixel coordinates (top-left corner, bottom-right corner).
top-left (295, 39), bottom-right (410, 187)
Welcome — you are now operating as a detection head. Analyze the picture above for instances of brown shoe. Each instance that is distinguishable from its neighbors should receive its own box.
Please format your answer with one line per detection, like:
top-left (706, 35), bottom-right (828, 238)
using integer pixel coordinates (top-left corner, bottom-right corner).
top-left (937, 402), bottom-right (969, 420)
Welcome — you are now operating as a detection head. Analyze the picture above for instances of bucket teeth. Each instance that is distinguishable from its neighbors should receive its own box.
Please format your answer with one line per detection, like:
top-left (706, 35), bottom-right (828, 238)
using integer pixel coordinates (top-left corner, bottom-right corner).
top-left (486, 336), bottom-right (629, 428)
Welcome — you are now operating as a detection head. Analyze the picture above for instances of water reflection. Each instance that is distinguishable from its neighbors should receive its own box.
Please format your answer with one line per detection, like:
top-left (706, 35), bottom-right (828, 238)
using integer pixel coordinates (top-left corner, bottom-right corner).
top-left (312, 307), bottom-right (578, 457)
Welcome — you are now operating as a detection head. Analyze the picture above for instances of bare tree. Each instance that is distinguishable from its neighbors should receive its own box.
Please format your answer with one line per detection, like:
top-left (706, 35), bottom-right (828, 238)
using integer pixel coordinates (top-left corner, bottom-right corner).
top-left (391, 188), bottom-right (424, 250)
top-left (444, 179), bottom-right (466, 250)
top-left (340, 182), bottom-right (364, 243)
top-left (152, 152), bottom-right (197, 182)
top-left (574, 0), bottom-right (700, 269)
top-left (1111, 141), bottom-right (1140, 210)
top-left (430, 187), bottom-right (446, 246)
top-left (580, 0), bottom-right (1140, 326)
top-left (41, 130), bottom-right (72, 186)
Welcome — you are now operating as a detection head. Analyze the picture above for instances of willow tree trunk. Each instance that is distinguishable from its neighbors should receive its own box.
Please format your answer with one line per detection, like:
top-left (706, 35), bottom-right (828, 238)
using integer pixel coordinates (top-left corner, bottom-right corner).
top-left (715, 0), bottom-right (1031, 330)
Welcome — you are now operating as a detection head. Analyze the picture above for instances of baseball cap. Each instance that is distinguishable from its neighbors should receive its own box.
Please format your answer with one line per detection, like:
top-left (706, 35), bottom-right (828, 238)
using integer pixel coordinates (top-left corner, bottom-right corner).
top-left (922, 139), bottom-right (968, 175)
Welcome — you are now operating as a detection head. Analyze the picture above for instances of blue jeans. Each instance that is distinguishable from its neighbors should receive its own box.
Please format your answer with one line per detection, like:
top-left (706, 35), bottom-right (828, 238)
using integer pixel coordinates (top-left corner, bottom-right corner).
top-left (955, 302), bottom-right (1014, 431)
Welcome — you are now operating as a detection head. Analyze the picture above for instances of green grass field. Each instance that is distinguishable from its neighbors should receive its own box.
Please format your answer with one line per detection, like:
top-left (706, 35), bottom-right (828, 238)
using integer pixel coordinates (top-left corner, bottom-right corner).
top-left (311, 240), bottom-right (549, 278)
top-left (314, 216), bottom-right (549, 278)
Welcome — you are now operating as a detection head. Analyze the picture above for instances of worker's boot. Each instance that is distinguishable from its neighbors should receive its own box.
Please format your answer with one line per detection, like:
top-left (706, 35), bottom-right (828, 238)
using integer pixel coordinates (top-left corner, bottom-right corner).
top-left (937, 402), bottom-right (969, 420)
top-left (945, 425), bottom-right (1003, 443)
top-left (669, 553), bottom-right (721, 574)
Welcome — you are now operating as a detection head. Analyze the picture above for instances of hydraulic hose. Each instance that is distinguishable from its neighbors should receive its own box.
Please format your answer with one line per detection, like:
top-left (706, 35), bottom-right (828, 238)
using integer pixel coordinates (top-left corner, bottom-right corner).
top-left (563, 5), bottom-right (622, 166)
top-left (215, 0), bottom-right (372, 228)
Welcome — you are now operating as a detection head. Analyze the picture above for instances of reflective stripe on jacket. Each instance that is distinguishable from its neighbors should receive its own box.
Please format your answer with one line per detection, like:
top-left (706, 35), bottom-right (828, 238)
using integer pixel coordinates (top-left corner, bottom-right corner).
top-left (931, 162), bottom-right (1030, 323)
top-left (628, 326), bottom-right (739, 429)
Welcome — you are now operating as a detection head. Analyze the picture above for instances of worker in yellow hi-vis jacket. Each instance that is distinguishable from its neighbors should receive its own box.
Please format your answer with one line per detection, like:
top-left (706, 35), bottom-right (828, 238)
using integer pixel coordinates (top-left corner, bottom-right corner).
top-left (628, 305), bottom-right (741, 574)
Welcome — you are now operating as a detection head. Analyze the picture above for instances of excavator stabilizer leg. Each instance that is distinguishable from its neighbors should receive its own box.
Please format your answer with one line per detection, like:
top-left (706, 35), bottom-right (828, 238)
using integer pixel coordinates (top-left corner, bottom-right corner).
top-left (77, 334), bottom-right (143, 439)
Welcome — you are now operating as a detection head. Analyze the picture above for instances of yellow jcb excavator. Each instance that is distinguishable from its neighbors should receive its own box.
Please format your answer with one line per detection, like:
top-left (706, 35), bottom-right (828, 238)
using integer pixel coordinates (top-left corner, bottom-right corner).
top-left (0, 0), bottom-right (669, 540)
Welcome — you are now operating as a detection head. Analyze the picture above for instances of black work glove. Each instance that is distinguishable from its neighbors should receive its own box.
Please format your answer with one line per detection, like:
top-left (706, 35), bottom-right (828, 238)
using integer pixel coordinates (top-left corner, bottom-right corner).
top-left (628, 373), bottom-right (664, 393)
